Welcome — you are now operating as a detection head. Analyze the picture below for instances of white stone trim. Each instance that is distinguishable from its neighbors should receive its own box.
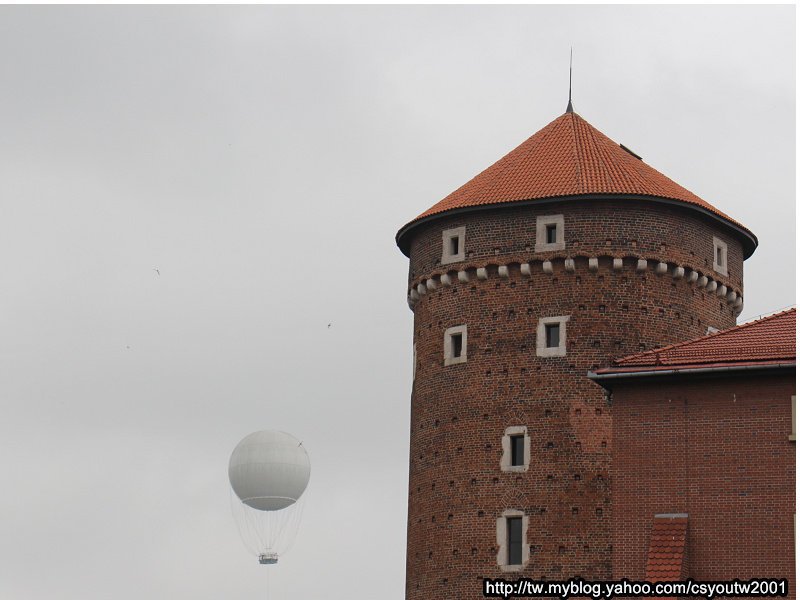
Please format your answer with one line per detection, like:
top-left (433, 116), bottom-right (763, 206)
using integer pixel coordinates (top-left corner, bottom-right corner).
top-left (536, 315), bottom-right (569, 357)
top-left (500, 426), bottom-right (530, 473)
top-left (713, 236), bottom-right (728, 276)
top-left (535, 214), bottom-right (565, 252)
top-left (496, 509), bottom-right (529, 571)
top-left (408, 259), bottom-right (744, 314)
top-left (443, 325), bottom-right (467, 366)
top-left (441, 226), bottom-right (466, 265)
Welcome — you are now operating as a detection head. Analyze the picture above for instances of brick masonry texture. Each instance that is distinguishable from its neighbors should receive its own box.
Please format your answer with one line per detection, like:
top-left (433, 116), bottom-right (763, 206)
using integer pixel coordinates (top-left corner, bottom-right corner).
top-left (612, 374), bottom-right (795, 598)
top-left (403, 199), bottom-right (744, 599)
top-left (408, 200), bottom-right (744, 293)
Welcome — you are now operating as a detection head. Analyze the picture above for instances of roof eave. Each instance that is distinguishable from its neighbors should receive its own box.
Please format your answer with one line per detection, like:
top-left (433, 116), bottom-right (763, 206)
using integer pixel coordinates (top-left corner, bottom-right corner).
top-left (395, 194), bottom-right (758, 259)
top-left (588, 361), bottom-right (796, 390)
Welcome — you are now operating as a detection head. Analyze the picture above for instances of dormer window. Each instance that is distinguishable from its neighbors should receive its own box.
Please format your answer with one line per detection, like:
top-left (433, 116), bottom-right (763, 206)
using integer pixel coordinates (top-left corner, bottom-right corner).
top-left (441, 227), bottom-right (466, 264)
top-left (713, 236), bottom-right (728, 276)
top-left (535, 215), bottom-right (565, 252)
top-left (444, 325), bottom-right (467, 366)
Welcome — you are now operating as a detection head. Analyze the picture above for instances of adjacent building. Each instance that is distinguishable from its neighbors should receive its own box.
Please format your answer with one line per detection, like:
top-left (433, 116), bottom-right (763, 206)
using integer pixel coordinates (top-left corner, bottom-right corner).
top-left (590, 308), bottom-right (795, 589)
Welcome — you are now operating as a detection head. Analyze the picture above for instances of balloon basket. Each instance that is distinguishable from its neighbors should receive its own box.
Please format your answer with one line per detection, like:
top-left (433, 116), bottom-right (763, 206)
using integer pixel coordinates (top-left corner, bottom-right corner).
top-left (258, 552), bottom-right (278, 565)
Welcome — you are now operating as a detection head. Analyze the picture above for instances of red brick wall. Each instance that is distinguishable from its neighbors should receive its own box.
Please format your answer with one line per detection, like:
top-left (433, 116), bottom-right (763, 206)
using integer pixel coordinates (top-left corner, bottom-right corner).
top-left (402, 199), bottom-right (746, 598)
top-left (612, 374), bottom-right (795, 595)
top-left (407, 200), bottom-right (745, 293)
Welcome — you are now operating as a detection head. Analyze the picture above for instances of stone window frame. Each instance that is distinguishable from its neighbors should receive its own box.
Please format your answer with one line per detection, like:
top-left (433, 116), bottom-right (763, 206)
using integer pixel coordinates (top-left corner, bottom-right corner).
top-left (496, 509), bottom-right (530, 572)
top-left (500, 425), bottom-right (531, 472)
top-left (443, 325), bottom-right (467, 366)
top-left (535, 215), bottom-right (565, 252)
top-left (713, 236), bottom-right (728, 276)
top-left (441, 226), bottom-right (466, 265)
top-left (536, 315), bottom-right (570, 357)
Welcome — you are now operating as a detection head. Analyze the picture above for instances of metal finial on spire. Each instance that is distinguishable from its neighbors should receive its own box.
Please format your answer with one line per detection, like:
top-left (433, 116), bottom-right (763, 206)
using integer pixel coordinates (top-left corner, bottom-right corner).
top-left (566, 48), bottom-right (574, 113)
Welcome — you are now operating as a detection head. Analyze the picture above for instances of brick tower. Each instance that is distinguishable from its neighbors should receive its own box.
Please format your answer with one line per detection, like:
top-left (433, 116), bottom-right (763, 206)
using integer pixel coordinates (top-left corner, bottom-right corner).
top-left (395, 107), bottom-right (757, 597)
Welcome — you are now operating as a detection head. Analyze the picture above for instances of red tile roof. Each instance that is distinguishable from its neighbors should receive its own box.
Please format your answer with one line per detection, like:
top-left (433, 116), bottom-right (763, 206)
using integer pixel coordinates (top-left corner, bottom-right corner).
top-left (396, 111), bottom-right (756, 256)
top-left (596, 308), bottom-right (796, 374)
top-left (645, 514), bottom-right (688, 583)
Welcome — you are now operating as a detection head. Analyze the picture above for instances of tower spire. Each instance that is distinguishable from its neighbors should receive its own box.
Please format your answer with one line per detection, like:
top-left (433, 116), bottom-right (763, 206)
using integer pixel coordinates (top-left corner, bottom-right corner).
top-left (566, 47), bottom-right (574, 113)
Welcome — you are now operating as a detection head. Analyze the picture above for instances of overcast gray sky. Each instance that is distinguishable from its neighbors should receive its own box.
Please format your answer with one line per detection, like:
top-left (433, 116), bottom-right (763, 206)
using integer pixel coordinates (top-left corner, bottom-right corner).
top-left (0, 5), bottom-right (794, 599)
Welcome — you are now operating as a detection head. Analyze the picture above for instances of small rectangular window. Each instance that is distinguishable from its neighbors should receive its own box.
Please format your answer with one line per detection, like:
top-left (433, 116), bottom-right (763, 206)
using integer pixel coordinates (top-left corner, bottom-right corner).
top-left (444, 325), bottom-right (467, 365)
top-left (535, 215), bottom-right (565, 252)
top-left (451, 333), bottom-right (463, 358)
top-left (507, 517), bottom-right (523, 565)
top-left (441, 227), bottom-right (466, 264)
top-left (537, 316), bottom-right (569, 357)
top-left (510, 435), bottom-right (524, 467)
top-left (546, 224), bottom-right (558, 244)
top-left (545, 323), bottom-right (560, 348)
top-left (712, 236), bottom-right (728, 276)
top-left (450, 236), bottom-right (460, 256)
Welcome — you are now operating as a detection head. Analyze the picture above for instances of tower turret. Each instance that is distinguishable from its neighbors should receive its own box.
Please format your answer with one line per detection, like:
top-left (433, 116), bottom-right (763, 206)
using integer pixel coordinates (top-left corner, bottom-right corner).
top-left (396, 110), bottom-right (756, 597)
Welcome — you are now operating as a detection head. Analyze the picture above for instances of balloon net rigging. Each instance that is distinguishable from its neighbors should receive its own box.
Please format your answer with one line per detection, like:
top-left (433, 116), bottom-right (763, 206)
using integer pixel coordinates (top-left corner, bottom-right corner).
top-left (229, 489), bottom-right (307, 562)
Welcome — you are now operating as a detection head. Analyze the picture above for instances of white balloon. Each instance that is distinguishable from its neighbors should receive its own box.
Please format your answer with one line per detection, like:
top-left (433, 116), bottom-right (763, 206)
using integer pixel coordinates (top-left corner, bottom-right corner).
top-left (229, 430), bottom-right (310, 511)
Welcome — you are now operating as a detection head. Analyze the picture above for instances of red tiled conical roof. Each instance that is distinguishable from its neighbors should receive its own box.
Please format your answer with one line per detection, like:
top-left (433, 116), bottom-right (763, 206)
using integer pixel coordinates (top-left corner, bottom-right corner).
top-left (397, 111), bottom-right (756, 256)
